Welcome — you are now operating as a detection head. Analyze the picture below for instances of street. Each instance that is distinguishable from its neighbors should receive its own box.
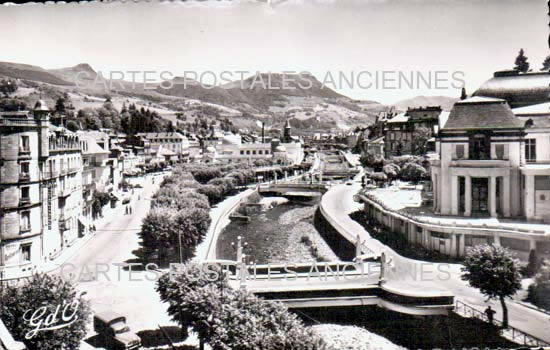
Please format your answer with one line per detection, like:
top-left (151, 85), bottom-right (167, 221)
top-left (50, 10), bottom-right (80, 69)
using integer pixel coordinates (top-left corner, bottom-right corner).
top-left (328, 183), bottom-right (550, 343)
top-left (59, 174), bottom-right (179, 343)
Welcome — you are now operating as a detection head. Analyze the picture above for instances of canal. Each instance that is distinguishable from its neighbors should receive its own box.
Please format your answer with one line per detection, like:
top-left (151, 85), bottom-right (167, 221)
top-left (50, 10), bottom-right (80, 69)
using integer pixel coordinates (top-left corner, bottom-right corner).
top-left (215, 196), bottom-right (339, 264)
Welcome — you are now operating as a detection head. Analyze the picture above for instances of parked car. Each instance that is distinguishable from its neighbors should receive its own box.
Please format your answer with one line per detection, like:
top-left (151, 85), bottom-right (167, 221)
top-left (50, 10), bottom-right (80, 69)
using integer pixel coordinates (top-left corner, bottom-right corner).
top-left (93, 311), bottom-right (141, 350)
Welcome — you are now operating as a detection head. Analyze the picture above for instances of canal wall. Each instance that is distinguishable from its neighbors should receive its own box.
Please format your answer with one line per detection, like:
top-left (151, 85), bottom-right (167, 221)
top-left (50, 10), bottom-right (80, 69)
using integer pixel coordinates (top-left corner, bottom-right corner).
top-left (318, 184), bottom-right (454, 300)
top-left (195, 188), bottom-right (258, 262)
top-left (313, 208), bottom-right (356, 261)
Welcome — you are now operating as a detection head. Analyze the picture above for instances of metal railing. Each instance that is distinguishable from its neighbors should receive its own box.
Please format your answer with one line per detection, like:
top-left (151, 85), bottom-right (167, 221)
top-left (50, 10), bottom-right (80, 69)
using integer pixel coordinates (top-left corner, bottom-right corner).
top-left (454, 300), bottom-right (550, 347)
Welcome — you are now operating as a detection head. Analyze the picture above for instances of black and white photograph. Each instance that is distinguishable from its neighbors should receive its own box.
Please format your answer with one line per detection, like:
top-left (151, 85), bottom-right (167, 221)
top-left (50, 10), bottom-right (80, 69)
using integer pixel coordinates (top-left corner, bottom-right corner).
top-left (0, 0), bottom-right (549, 349)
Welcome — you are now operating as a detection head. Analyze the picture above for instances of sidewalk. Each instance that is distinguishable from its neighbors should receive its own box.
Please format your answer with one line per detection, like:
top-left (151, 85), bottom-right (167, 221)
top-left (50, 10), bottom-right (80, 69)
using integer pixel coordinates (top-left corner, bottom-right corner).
top-left (324, 183), bottom-right (550, 343)
top-left (0, 180), bottom-right (150, 282)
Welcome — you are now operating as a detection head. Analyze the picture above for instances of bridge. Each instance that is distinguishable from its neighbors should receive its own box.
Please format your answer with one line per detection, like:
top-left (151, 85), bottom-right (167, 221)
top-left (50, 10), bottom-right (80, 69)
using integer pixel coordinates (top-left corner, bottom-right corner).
top-left (202, 231), bottom-right (454, 316)
top-left (258, 182), bottom-right (329, 198)
top-left (196, 259), bottom-right (454, 316)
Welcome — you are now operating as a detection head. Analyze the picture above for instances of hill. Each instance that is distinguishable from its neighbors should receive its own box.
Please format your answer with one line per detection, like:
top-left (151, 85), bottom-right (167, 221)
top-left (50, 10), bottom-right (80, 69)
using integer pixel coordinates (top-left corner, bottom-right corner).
top-left (0, 61), bottom-right (382, 131)
top-left (0, 61), bottom-right (73, 86)
top-left (392, 95), bottom-right (459, 112)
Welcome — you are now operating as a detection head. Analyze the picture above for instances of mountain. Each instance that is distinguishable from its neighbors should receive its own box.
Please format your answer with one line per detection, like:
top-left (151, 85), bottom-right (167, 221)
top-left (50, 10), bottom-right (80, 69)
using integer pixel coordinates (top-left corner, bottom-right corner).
top-left (49, 63), bottom-right (98, 85)
top-left (0, 61), bottom-right (381, 131)
top-left (158, 72), bottom-right (347, 111)
top-left (392, 95), bottom-right (459, 112)
top-left (0, 61), bottom-right (73, 86)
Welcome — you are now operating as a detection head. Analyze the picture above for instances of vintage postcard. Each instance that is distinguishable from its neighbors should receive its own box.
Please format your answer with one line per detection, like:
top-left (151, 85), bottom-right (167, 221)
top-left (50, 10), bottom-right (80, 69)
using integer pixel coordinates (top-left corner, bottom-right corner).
top-left (0, 0), bottom-right (549, 349)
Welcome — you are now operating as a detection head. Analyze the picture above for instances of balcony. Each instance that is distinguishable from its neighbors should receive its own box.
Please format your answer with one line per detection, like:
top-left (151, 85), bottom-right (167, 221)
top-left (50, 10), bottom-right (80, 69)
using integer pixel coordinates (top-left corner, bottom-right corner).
top-left (0, 117), bottom-right (38, 127)
top-left (19, 173), bottom-right (30, 182)
top-left (450, 158), bottom-right (510, 168)
top-left (18, 147), bottom-right (31, 159)
top-left (19, 196), bottom-right (31, 207)
top-left (42, 170), bottom-right (59, 179)
top-left (59, 214), bottom-right (68, 231)
top-left (58, 187), bottom-right (71, 197)
top-left (59, 220), bottom-right (68, 231)
top-left (68, 166), bottom-right (80, 174)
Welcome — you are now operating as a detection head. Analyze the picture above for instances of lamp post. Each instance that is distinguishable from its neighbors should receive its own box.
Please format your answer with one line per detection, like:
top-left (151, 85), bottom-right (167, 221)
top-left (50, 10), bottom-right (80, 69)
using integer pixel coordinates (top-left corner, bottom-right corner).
top-left (178, 233), bottom-right (183, 264)
top-left (231, 236), bottom-right (248, 290)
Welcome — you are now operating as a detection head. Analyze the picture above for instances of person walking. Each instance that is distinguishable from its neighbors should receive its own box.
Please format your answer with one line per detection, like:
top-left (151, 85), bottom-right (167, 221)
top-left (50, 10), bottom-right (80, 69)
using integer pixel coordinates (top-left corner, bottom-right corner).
top-left (485, 305), bottom-right (496, 325)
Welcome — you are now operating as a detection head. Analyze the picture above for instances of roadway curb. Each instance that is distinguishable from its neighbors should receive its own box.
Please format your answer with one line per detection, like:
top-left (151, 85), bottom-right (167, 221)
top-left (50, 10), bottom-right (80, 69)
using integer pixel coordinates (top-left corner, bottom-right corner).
top-left (513, 300), bottom-right (550, 316)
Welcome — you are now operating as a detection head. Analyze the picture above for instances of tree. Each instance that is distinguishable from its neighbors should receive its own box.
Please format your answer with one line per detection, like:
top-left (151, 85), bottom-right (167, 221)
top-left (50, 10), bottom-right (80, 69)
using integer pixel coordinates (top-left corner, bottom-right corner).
top-left (541, 55), bottom-right (550, 71)
top-left (0, 98), bottom-right (27, 112)
top-left (411, 126), bottom-right (432, 155)
top-left (66, 120), bottom-right (80, 132)
top-left (156, 264), bottom-right (326, 350)
top-left (91, 190), bottom-right (111, 218)
top-left (399, 162), bottom-right (427, 184)
top-left (514, 49), bottom-right (530, 73)
top-left (139, 207), bottom-right (178, 261)
top-left (382, 163), bottom-right (400, 182)
top-left (527, 259), bottom-right (550, 311)
top-left (55, 97), bottom-right (66, 113)
top-left (359, 151), bottom-right (384, 172)
top-left (462, 244), bottom-right (522, 328)
top-left (0, 79), bottom-right (17, 97)
top-left (525, 249), bottom-right (540, 277)
top-left (0, 273), bottom-right (91, 350)
top-left (370, 172), bottom-right (388, 187)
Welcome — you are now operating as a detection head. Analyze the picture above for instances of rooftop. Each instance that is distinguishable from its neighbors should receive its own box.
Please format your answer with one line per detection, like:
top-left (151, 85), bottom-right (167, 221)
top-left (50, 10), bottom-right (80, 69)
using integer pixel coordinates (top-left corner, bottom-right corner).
top-left (442, 97), bottom-right (524, 130)
top-left (386, 112), bottom-right (408, 123)
top-left (513, 102), bottom-right (550, 116)
top-left (137, 132), bottom-right (186, 139)
top-left (473, 70), bottom-right (550, 108)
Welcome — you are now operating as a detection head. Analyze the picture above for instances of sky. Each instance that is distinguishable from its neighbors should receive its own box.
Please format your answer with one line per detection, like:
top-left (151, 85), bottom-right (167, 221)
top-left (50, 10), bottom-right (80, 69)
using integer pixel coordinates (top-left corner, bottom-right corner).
top-left (0, 0), bottom-right (547, 104)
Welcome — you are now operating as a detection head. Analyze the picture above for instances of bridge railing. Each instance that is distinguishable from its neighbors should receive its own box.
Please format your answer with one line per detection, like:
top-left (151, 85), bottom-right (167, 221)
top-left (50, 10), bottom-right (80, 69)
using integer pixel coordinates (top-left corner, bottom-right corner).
top-left (454, 300), bottom-right (550, 347)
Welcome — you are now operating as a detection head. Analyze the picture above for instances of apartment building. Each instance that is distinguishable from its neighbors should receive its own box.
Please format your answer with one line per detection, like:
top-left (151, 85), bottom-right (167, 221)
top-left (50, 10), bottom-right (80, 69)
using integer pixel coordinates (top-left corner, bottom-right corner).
top-left (135, 132), bottom-right (190, 158)
top-left (384, 106), bottom-right (448, 158)
top-left (0, 101), bottom-right (83, 277)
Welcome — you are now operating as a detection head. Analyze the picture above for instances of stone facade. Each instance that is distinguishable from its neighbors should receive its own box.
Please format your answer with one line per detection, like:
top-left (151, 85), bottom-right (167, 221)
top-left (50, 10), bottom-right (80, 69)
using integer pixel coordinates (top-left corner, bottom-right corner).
top-left (0, 102), bottom-right (83, 277)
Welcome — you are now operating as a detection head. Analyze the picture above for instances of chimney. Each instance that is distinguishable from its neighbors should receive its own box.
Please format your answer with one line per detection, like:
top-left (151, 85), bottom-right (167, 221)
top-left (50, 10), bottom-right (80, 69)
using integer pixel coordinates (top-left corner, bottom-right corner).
top-left (262, 122), bottom-right (265, 143)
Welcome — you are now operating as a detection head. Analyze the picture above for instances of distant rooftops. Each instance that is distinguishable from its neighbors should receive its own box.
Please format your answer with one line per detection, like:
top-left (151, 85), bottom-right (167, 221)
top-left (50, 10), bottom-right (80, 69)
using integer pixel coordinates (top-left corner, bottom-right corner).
top-left (136, 132), bottom-right (186, 139)
top-left (406, 106), bottom-right (442, 112)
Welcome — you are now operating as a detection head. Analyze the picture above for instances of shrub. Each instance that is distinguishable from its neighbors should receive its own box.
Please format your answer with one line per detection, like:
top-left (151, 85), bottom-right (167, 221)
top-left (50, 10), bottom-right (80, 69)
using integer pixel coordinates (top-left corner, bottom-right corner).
top-left (399, 162), bottom-right (427, 184)
top-left (156, 264), bottom-right (326, 350)
top-left (0, 274), bottom-right (92, 350)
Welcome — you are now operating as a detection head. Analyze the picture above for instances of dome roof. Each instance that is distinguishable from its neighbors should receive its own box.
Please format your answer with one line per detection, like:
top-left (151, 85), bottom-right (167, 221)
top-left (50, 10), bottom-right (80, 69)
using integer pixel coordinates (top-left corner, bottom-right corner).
top-left (473, 71), bottom-right (550, 108)
top-left (275, 145), bottom-right (287, 152)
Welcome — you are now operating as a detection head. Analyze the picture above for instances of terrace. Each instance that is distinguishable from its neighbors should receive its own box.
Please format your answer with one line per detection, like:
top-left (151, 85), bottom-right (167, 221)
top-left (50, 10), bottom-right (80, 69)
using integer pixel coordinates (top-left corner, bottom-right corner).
top-left (359, 182), bottom-right (550, 236)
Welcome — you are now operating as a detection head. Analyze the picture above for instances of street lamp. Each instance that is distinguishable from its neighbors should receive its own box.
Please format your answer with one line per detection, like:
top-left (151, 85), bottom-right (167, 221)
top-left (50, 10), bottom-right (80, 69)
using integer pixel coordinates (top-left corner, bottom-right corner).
top-left (231, 236), bottom-right (248, 290)
top-left (178, 233), bottom-right (183, 264)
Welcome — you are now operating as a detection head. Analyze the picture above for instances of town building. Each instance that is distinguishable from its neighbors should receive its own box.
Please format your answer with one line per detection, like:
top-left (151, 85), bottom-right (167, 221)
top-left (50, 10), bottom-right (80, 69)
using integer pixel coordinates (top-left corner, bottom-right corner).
top-left (431, 97), bottom-right (525, 218)
top-left (383, 106), bottom-right (448, 158)
top-left (195, 120), bottom-right (304, 165)
top-left (0, 101), bottom-right (83, 277)
top-left (135, 132), bottom-right (190, 159)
